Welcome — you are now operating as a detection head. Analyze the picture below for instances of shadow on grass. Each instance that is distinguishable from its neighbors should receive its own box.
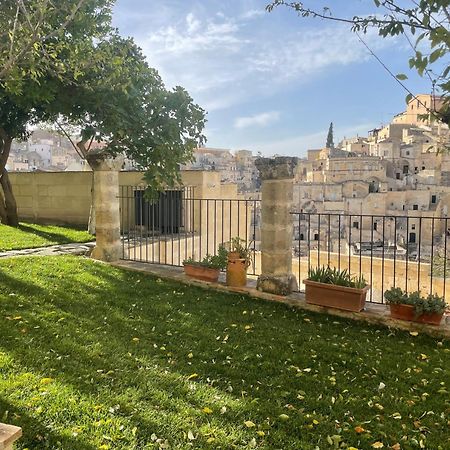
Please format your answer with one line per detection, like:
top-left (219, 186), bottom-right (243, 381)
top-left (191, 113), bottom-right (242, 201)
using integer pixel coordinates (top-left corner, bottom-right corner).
top-left (0, 399), bottom-right (97, 450)
top-left (19, 224), bottom-right (92, 245)
top-left (0, 256), bottom-right (449, 449)
top-left (0, 269), bottom-right (46, 297)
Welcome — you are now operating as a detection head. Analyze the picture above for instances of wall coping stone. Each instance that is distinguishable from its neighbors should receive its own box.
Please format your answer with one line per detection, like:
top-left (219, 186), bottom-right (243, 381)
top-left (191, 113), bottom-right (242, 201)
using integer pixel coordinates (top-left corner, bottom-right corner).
top-left (85, 150), bottom-right (124, 171)
top-left (0, 423), bottom-right (22, 450)
top-left (255, 157), bottom-right (298, 180)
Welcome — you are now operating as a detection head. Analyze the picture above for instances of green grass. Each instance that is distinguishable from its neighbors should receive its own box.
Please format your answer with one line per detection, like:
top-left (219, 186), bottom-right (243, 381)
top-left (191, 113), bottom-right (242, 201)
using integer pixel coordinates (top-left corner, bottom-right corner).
top-left (0, 223), bottom-right (94, 251)
top-left (0, 256), bottom-right (449, 450)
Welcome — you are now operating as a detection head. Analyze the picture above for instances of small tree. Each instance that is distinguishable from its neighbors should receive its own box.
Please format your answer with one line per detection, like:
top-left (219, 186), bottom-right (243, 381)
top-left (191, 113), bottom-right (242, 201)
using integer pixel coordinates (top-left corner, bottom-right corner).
top-left (0, 2), bottom-right (206, 226)
top-left (326, 122), bottom-right (334, 148)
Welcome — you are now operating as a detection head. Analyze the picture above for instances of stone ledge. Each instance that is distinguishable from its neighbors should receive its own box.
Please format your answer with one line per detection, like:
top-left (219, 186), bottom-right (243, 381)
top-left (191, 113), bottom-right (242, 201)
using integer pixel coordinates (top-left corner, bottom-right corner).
top-left (0, 423), bottom-right (22, 450)
top-left (111, 261), bottom-right (450, 339)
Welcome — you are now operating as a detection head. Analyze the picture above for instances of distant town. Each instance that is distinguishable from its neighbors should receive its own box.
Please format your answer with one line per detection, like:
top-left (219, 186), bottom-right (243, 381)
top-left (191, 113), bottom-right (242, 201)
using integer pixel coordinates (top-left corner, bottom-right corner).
top-left (7, 95), bottom-right (450, 223)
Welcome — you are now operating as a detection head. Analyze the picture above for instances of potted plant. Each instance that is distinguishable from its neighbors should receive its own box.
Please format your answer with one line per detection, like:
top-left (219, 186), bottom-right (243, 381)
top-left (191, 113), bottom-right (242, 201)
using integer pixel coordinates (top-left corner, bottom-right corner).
top-left (183, 246), bottom-right (228, 283)
top-left (304, 266), bottom-right (369, 312)
top-left (225, 237), bottom-right (253, 287)
top-left (384, 287), bottom-right (447, 325)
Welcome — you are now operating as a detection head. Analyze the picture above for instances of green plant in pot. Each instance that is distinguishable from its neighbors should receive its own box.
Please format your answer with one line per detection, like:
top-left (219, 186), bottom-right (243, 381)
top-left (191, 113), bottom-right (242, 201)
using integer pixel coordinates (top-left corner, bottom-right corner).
top-left (183, 245), bottom-right (228, 283)
top-left (225, 237), bottom-right (253, 287)
top-left (384, 287), bottom-right (447, 325)
top-left (304, 266), bottom-right (369, 312)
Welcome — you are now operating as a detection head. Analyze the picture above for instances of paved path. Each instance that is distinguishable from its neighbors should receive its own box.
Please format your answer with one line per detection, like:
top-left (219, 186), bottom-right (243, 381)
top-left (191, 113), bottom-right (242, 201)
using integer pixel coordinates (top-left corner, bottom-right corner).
top-left (0, 242), bottom-right (95, 258)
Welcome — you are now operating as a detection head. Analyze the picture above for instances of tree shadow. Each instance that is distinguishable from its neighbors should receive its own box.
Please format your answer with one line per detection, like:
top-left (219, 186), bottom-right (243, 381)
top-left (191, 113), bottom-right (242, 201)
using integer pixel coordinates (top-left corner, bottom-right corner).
top-left (0, 399), bottom-right (97, 450)
top-left (18, 224), bottom-right (92, 245)
top-left (0, 256), bottom-right (449, 448)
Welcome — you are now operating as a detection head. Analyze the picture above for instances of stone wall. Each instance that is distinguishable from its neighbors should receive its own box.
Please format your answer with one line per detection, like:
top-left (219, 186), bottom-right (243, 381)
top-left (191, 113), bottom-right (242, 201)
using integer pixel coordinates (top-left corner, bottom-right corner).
top-left (8, 170), bottom-right (242, 227)
top-left (8, 171), bottom-right (145, 225)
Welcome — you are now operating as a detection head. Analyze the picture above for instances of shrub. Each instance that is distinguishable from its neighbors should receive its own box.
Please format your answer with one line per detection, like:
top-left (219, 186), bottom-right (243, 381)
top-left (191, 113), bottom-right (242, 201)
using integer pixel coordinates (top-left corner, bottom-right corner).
top-left (225, 237), bottom-right (253, 267)
top-left (384, 287), bottom-right (447, 316)
top-left (308, 266), bottom-right (367, 289)
top-left (183, 245), bottom-right (228, 271)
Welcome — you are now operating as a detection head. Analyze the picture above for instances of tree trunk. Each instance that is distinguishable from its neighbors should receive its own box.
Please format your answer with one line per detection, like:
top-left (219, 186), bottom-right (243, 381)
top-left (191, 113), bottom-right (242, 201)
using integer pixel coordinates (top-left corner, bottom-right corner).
top-left (0, 168), bottom-right (19, 226)
top-left (0, 132), bottom-right (18, 226)
top-left (0, 188), bottom-right (8, 224)
top-left (76, 140), bottom-right (96, 235)
top-left (88, 170), bottom-right (96, 235)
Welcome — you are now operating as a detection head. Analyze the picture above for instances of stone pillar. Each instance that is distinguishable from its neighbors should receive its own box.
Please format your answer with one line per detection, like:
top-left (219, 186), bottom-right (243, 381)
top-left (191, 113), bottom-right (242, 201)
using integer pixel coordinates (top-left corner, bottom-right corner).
top-left (0, 423), bottom-right (22, 450)
top-left (86, 151), bottom-right (124, 262)
top-left (255, 157), bottom-right (298, 296)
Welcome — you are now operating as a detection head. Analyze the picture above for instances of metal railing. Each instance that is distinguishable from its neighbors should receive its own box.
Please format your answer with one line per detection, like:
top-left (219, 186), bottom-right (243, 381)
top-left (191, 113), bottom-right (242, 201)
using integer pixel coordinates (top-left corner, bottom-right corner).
top-left (119, 186), bottom-right (449, 304)
top-left (292, 212), bottom-right (450, 303)
top-left (119, 186), bottom-right (261, 275)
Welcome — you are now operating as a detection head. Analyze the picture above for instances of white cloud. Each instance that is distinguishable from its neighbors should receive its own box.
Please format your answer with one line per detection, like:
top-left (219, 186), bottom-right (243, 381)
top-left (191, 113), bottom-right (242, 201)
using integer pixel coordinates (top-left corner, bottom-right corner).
top-left (240, 9), bottom-right (265, 20)
top-left (186, 13), bottom-right (201, 34)
top-left (248, 27), bottom-right (393, 82)
top-left (139, 11), bottom-right (397, 112)
top-left (235, 111), bottom-right (281, 129)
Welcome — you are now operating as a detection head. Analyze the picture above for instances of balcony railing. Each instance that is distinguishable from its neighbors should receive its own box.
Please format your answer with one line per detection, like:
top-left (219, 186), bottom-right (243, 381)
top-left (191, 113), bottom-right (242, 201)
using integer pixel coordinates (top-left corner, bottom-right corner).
top-left (292, 212), bottom-right (450, 304)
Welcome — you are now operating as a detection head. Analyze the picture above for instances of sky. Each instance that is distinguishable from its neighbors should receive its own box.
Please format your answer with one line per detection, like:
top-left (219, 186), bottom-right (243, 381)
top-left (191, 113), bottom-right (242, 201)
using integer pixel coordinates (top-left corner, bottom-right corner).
top-left (112, 0), bottom-right (434, 157)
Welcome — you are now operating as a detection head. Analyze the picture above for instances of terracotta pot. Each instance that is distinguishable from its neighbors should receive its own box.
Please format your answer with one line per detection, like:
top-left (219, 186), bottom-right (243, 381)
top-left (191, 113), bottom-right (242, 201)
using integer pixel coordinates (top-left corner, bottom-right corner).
top-left (183, 264), bottom-right (220, 283)
top-left (389, 304), bottom-right (443, 325)
top-left (226, 258), bottom-right (248, 287)
top-left (303, 280), bottom-right (369, 312)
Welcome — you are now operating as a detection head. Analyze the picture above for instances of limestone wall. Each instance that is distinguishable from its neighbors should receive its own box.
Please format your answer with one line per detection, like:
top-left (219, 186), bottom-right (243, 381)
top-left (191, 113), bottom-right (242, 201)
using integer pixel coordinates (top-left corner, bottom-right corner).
top-left (9, 170), bottom-right (240, 227)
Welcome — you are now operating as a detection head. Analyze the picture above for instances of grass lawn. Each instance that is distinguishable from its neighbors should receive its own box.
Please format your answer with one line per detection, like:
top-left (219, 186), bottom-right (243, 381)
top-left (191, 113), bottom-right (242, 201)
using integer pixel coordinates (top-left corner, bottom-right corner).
top-left (0, 256), bottom-right (449, 450)
top-left (0, 223), bottom-right (93, 251)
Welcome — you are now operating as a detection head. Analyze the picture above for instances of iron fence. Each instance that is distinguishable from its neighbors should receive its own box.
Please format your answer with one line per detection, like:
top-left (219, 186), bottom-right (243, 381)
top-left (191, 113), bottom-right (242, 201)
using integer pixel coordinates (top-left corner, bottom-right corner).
top-left (120, 186), bottom-right (450, 304)
top-left (119, 186), bottom-right (261, 275)
top-left (292, 212), bottom-right (450, 303)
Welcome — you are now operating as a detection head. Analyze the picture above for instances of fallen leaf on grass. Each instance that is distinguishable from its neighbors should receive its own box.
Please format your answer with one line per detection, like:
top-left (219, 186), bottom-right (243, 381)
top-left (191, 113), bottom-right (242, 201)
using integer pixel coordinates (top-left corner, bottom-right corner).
top-left (244, 421), bottom-right (256, 428)
top-left (202, 407), bottom-right (213, 414)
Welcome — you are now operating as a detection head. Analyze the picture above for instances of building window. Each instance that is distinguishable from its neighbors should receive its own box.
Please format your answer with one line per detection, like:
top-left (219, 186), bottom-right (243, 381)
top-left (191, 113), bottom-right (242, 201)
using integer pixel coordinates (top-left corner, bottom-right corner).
top-left (413, 204), bottom-right (418, 210)
top-left (431, 195), bottom-right (437, 204)
top-left (422, 166), bottom-right (426, 170)
top-left (396, 173), bottom-right (401, 180)
top-left (406, 151), bottom-right (410, 156)
top-left (409, 232), bottom-right (416, 243)
top-left (402, 205), bottom-right (405, 210)
top-left (411, 224), bottom-right (416, 230)
top-left (403, 165), bottom-right (409, 174)
top-left (373, 222), bottom-right (378, 231)
top-left (353, 221), bottom-right (359, 229)
top-left (314, 233), bottom-right (319, 241)
top-left (299, 233), bottom-right (304, 241)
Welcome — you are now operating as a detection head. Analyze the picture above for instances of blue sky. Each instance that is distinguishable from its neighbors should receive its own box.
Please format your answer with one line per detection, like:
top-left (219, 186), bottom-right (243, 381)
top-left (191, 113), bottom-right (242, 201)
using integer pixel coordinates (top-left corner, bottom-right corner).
top-left (113, 0), bottom-right (433, 156)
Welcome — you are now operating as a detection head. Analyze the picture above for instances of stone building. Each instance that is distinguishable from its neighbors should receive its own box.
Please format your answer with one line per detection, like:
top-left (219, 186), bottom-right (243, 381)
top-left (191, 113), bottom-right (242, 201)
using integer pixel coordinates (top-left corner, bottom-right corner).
top-left (392, 94), bottom-right (446, 126)
top-left (182, 147), bottom-right (259, 192)
top-left (294, 110), bottom-right (450, 259)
